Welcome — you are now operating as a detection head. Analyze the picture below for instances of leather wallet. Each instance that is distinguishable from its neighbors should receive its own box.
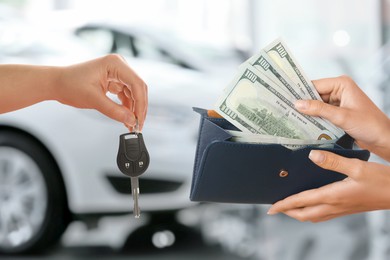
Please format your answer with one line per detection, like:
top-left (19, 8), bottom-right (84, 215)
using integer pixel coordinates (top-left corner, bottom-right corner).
top-left (190, 107), bottom-right (370, 204)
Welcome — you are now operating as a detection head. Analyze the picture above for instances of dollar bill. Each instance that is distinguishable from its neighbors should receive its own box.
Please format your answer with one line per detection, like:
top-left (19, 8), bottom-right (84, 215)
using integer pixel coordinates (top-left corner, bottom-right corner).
top-left (227, 130), bottom-right (336, 150)
top-left (248, 50), bottom-right (303, 100)
top-left (264, 38), bottom-right (323, 101)
top-left (230, 137), bottom-right (335, 150)
top-left (247, 51), bottom-right (344, 137)
top-left (215, 64), bottom-right (341, 140)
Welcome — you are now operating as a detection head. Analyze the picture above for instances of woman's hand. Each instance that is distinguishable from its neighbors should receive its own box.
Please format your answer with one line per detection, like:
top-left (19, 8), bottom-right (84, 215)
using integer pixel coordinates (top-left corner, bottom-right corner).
top-left (267, 75), bottom-right (390, 222)
top-left (55, 54), bottom-right (148, 131)
top-left (268, 150), bottom-right (390, 222)
top-left (0, 54), bottom-right (148, 131)
top-left (295, 75), bottom-right (390, 161)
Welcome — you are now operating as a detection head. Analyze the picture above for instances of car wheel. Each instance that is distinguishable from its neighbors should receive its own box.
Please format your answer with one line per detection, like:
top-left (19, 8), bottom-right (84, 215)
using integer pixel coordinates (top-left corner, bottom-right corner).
top-left (0, 130), bottom-right (70, 254)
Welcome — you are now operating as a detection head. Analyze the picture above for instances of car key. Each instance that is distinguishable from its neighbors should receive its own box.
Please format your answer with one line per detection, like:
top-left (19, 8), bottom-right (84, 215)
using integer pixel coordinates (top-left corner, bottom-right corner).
top-left (117, 132), bottom-right (150, 218)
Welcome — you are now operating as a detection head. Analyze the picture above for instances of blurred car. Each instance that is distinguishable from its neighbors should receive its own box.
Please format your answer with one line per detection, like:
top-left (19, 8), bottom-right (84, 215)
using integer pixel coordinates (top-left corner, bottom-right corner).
top-left (0, 20), bottom-right (239, 254)
top-left (73, 22), bottom-right (246, 75)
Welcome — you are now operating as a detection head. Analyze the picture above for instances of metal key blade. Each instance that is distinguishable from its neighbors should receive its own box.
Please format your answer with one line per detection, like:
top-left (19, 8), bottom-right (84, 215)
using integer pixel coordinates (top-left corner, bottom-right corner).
top-left (130, 177), bottom-right (141, 218)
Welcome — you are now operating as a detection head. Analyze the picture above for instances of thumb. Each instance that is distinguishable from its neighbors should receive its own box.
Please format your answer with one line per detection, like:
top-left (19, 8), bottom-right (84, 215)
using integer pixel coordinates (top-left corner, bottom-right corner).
top-left (309, 150), bottom-right (365, 180)
top-left (94, 94), bottom-right (136, 126)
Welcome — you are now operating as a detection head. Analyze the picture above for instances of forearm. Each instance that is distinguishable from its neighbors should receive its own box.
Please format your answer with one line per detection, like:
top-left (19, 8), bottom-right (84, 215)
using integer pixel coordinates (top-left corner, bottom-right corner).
top-left (0, 64), bottom-right (59, 113)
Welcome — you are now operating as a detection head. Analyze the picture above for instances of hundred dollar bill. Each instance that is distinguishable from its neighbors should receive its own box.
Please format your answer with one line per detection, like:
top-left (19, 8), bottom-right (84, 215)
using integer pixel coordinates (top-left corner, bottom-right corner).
top-left (248, 50), bottom-right (304, 100)
top-left (264, 38), bottom-right (322, 100)
top-left (230, 137), bottom-right (335, 150)
top-left (227, 130), bottom-right (336, 150)
top-left (247, 52), bottom-right (344, 137)
top-left (215, 65), bottom-right (341, 140)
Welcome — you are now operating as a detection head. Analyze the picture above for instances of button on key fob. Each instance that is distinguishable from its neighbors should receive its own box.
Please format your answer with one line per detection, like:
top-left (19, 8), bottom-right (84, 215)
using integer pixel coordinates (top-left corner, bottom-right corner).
top-left (117, 132), bottom-right (150, 218)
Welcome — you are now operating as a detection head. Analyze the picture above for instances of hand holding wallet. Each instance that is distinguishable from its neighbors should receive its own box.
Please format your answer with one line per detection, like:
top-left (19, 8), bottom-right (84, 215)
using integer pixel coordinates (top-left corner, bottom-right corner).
top-left (191, 39), bottom-right (371, 205)
top-left (190, 107), bottom-right (370, 204)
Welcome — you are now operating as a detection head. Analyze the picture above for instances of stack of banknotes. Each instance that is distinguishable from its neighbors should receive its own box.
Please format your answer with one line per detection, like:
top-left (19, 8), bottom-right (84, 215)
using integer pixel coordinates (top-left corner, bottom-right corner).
top-left (215, 38), bottom-right (344, 150)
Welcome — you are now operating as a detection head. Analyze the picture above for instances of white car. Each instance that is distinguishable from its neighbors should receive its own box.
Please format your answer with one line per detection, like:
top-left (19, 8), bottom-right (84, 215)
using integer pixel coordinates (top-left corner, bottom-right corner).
top-left (73, 22), bottom-right (246, 76)
top-left (0, 22), bottom-right (236, 254)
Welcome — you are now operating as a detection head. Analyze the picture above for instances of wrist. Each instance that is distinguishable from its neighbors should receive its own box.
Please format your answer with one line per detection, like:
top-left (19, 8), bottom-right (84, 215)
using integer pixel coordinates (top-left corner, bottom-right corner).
top-left (43, 66), bottom-right (63, 102)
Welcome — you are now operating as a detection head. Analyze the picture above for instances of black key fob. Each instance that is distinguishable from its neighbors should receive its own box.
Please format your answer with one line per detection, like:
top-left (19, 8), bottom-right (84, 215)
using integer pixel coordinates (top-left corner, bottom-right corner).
top-left (117, 132), bottom-right (150, 177)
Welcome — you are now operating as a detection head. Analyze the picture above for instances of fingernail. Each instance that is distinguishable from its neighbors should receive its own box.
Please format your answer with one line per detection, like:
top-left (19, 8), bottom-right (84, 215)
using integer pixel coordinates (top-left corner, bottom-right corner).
top-left (124, 113), bottom-right (136, 126)
top-left (309, 150), bottom-right (325, 164)
top-left (295, 100), bottom-right (309, 110)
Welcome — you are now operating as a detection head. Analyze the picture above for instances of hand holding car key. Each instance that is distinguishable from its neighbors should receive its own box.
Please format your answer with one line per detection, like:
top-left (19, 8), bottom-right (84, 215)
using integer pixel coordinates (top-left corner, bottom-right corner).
top-left (117, 128), bottom-right (150, 218)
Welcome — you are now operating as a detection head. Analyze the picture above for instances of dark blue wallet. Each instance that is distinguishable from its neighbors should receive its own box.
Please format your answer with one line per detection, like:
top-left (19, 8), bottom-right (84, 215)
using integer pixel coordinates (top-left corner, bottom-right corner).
top-left (190, 107), bottom-right (370, 204)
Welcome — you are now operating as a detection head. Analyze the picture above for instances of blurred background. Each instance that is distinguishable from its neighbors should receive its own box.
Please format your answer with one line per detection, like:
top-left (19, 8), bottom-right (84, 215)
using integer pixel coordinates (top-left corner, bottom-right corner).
top-left (1, 0), bottom-right (390, 259)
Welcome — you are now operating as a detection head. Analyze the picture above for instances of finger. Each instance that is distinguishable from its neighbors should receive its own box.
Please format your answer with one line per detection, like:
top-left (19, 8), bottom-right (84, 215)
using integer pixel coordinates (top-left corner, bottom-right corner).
top-left (311, 75), bottom-right (347, 97)
top-left (309, 150), bottom-right (366, 180)
top-left (294, 99), bottom-right (350, 128)
top-left (268, 188), bottom-right (324, 215)
top-left (112, 57), bottom-right (148, 130)
top-left (139, 85), bottom-right (148, 131)
top-left (284, 205), bottom-right (356, 223)
top-left (118, 91), bottom-right (134, 112)
top-left (103, 54), bottom-right (148, 130)
top-left (124, 83), bottom-right (148, 131)
top-left (93, 92), bottom-right (136, 126)
top-left (313, 212), bottom-right (348, 222)
top-left (124, 88), bottom-right (132, 99)
top-left (118, 91), bottom-right (135, 130)
top-left (282, 204), bottom-right (337, 223)
top-left (117, 91), bottom-right (125, 104)
top-left (311, 78), bottom-right (336, 98)
top-left (107, 82), bottom-right (124, 95)
top-left (124, 98), bottom-right (136, 131)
